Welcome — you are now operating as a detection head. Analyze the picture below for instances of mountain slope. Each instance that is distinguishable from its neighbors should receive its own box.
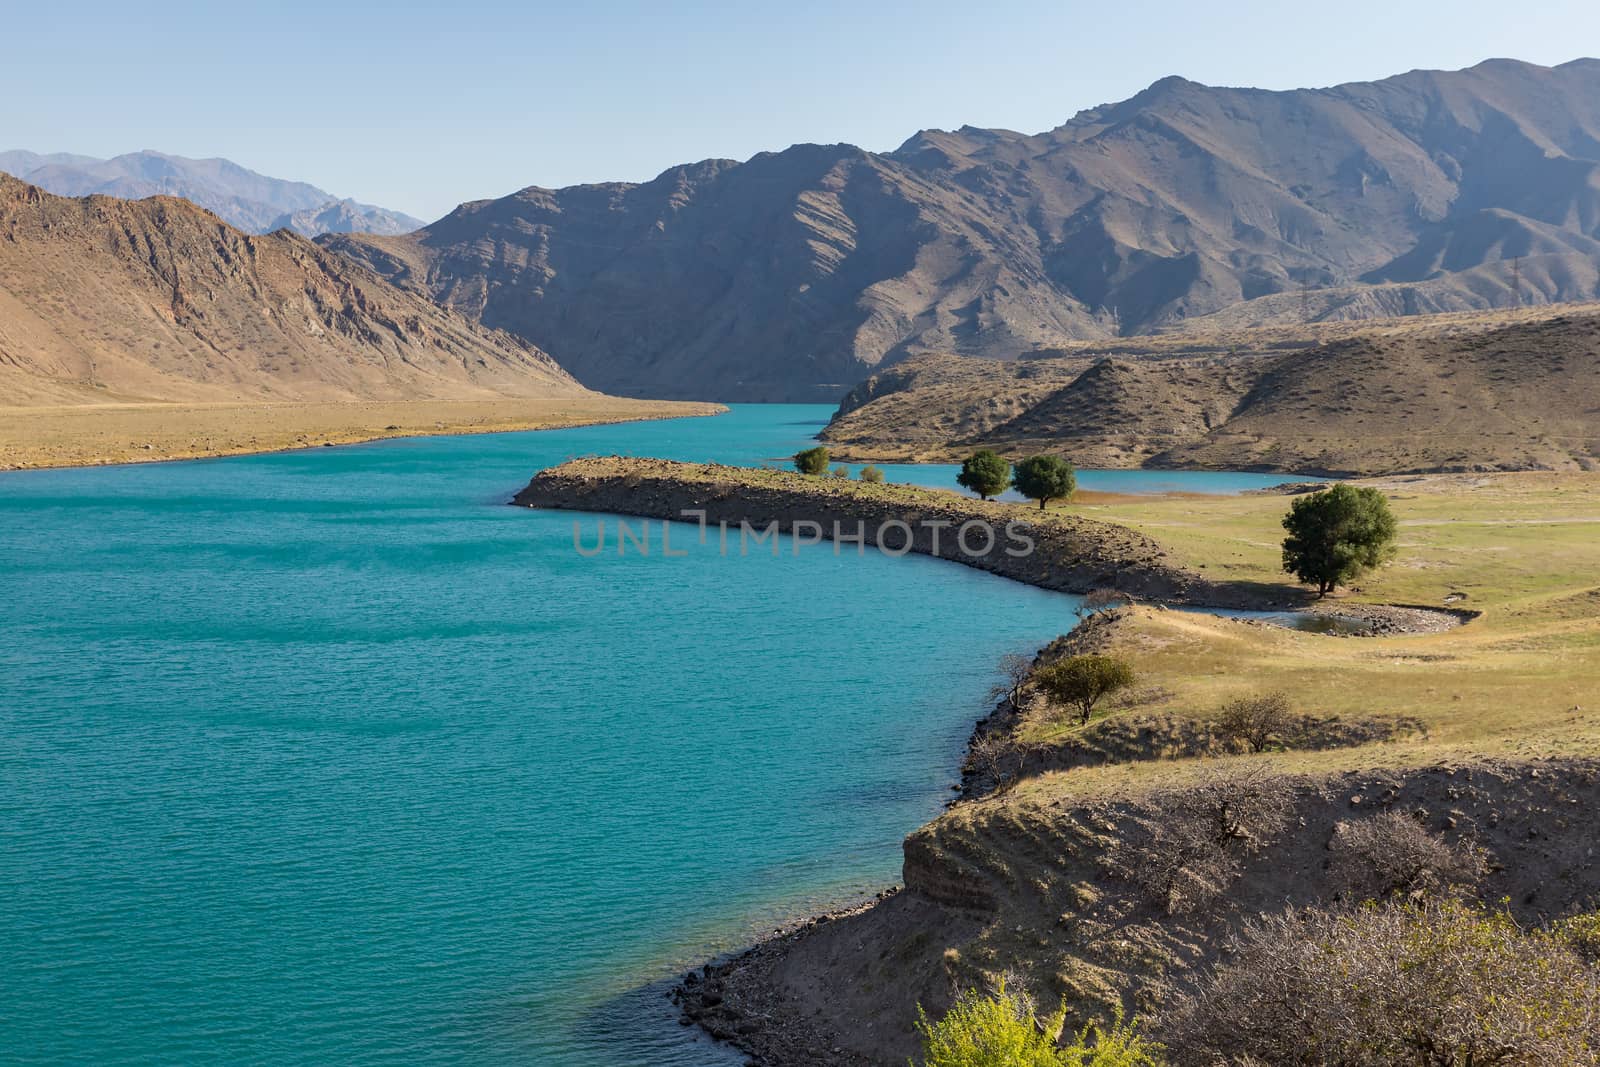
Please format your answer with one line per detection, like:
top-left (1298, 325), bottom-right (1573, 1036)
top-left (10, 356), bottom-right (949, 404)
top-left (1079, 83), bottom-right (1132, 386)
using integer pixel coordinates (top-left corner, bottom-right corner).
top-left (0, 150), bottom-right (423, 236)
top-left (820, 305), bottom-right (1600, 475)
top-left (0, 175), bottom-right (580, 407)
top-left (327, 58), bottom-right (1600, 401)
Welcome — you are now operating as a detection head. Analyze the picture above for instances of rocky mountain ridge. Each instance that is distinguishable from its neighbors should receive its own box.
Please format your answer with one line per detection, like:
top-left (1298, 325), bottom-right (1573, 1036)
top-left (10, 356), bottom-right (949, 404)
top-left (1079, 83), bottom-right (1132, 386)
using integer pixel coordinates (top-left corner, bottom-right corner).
top-left (328, 58), bottom-right (1600, 400)
top-left (0, 174), bottom-right (578, 407)
top-left (0, 149), bottom-right (422, 236)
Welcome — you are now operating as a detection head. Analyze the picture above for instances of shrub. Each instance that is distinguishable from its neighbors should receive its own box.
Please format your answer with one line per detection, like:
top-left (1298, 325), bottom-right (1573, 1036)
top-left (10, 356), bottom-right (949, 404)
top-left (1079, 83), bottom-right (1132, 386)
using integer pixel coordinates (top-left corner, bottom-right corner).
top-left (1012, 455), bottom-right (1077, 511)
top-left (1557, 912), bottom-right (1600, 962)
top-left (915, 982), bottom-right (1066, 1067)
top-left (1060, 1010), bottom-right (1164, 1067)
top-left (1077, 589), bottom-right (1131, 619)
top-left (1213, 692), bottom-right (1293, 753)
top-left (859, 464), bottom-right (885, 483)
top-left (1119, 767), bottom-right (1294, 914)
top-left (1329, 810), bottom-right (1487, 900)
top-left (793, 446), bottom-right (830, 475)
top-left (958, 450), bottom-right (1012, 501)
top-left (831, 464), bottom-right (851, 479)
top-left (1281, 483), bottom-right (1398, 597)
top-left (1161, 900), bottom-right (1600, 1066)
top-left (965, 731), bottom-right (1028, 795)
top-left (1033, 655), bottom-right (1135, 725)
top-left (917, 988), bottom-right (1164, 1067)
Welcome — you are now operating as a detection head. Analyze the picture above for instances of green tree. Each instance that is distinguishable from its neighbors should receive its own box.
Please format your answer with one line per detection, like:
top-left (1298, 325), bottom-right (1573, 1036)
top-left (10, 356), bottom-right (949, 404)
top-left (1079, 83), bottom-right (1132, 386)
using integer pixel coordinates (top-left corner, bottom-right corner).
top-left (1012, 455), bottom-right (1077, 511)
top-left (859, 465), bottom-right (885, 484)
top-left (793, 446), bottom-right (830, 476)
top-left (958, 450), bottom-right (1012, 501)
top-left (1034, 655), bottom-right (1135, 725)
top-left (1280, 483), bottom-right (1398, 597)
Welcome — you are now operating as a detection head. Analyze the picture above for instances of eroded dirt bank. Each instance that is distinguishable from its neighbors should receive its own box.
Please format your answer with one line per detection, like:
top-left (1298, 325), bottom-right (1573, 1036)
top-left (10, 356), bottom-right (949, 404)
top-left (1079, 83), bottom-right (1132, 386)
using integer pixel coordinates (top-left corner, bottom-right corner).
top-left (674, 756), bottom-right (1600, 1065)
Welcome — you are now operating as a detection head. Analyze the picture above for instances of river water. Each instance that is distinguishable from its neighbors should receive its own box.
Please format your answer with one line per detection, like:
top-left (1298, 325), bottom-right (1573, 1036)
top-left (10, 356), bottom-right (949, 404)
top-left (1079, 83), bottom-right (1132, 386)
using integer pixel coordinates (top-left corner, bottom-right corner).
top-left (0, 405), bottom-right (1304, 1065)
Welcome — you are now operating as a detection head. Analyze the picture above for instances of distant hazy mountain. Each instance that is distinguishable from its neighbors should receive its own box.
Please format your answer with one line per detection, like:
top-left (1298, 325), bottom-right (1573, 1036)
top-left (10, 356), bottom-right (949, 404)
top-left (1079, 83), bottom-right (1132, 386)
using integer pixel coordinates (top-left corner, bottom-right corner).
top-left (0, 174), bottom-right (576, 407)
top-left (327, 58), bottom-right (1600, 401)
top-left (0, 149), bottom-right (423, 237)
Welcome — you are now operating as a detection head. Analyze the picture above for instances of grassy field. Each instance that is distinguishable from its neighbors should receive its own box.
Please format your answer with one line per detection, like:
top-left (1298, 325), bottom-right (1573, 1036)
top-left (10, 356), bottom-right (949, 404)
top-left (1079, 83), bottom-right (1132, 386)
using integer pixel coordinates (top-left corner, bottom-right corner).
top-left (1011, 472), bottom-right (1600, 777)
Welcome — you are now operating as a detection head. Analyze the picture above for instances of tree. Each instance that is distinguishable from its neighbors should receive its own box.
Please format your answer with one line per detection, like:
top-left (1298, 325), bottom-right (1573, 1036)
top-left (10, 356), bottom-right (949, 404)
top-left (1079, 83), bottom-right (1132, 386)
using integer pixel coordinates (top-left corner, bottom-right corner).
top-left (831, 464), bottom-right (851, 479)
top-left (1214, 692), bottom-right (1294, 753)
top-left (1280, 483), bottom-right (1398, 597)
top-left (958, 450), bottom-right (1012, 501)
top-left (1077, 588), bottom-right (1131, 619)
top-left (986, 652), bottom-right (1034, 707)
top-left (793, 446), bottom-right (830, 475)
top-left (1012, 455), bottom-right (1077, 511)
top-left (1033, 654), bottom-right (1135, 725)
top-left (859, 464), bottom-right (885, 484)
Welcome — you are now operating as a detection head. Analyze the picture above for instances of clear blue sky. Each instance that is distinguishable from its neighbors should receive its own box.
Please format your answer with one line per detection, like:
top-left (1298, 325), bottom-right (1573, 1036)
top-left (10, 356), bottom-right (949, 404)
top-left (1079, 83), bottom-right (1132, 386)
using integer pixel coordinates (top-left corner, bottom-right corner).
top-left (4, 0), bottom-right (1597, 222)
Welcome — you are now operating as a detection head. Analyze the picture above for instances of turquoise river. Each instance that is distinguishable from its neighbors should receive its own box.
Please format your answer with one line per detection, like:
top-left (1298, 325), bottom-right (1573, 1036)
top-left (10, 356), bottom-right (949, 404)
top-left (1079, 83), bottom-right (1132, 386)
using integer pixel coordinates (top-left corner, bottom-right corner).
top-left (0, 405), bottom-right (1306, 1065)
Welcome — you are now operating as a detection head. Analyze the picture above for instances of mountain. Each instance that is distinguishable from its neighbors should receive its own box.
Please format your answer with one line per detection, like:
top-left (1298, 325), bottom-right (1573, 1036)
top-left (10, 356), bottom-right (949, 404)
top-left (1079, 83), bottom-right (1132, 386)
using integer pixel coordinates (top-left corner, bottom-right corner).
top-left (327, 58), bottom-right (1600, 401)
top-left (0, 174), bottom-right (579, 407)
top-left (819, 304), bottom-right (1600, 475)
top-left (0, 150), bottom-right (423, 237)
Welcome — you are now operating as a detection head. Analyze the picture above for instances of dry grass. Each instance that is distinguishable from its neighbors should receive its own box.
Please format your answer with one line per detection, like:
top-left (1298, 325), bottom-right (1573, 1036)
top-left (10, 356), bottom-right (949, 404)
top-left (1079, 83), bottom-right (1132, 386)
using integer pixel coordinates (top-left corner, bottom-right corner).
top-left (0, 397), bottom-right (724, 470)
top-left (1004, 471), bottom-right (1600, 789)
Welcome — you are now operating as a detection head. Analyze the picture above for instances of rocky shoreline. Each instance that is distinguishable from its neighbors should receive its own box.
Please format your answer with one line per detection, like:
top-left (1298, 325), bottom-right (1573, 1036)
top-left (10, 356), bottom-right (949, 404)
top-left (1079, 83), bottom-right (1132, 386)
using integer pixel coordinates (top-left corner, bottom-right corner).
top-left (518, 457), bottom-right (1308, 610)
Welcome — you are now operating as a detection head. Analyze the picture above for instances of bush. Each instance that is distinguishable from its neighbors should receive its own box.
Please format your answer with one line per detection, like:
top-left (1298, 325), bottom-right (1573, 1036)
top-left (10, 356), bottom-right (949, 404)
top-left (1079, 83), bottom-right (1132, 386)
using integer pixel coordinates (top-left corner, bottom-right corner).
top-left (859, 464), bottom-right (885, 484)
top-left (915, 983), bottom-right (1066, 1067)
top-left (831, 464), bottom-right (851, 479)
top-left (1060, 1010), bottom-right (1164, 1067)
top-left (1076, 589), bottom-right (1131, 619)
top-left (1281, 483), bottom-right (1398, 597)
top-left (916, 987), bottom-right (1163, 1067)
top-left (1161, 900), bottom-right (1600, 1066)
top-left (1557, 912), bottom-right (1600, 962)
top-left (793, 446), bottom-right (830, 475)
top-left (1329, 809), bottom-right (1487, 900)
top-left (1213, 692), bottom-right (1293, 753)
top-left (1033, 655), bottom-right (1135, 725)
top-left (1119, 767), bottom-right (1294, 914)
top-left (1012, 455), bottom-right (1077, 511)
top-left (958, 450), bottom-right (1012, 501)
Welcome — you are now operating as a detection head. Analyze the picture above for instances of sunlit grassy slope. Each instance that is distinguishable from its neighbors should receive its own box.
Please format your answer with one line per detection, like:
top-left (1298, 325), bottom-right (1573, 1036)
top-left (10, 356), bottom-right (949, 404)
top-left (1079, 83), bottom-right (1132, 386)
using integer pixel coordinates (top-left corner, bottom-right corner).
top-left (1017, 472), bottom-right (1600, 776)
